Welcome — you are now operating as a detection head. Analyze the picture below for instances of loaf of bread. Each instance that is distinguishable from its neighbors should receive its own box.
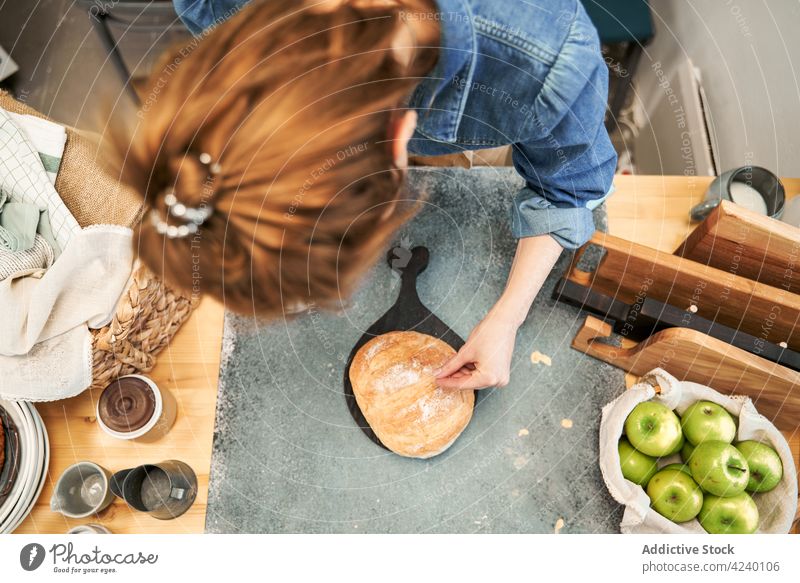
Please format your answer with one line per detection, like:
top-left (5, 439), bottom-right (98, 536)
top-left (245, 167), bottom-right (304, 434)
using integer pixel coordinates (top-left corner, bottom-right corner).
top-left (349, 331), bottom-right (474, 458)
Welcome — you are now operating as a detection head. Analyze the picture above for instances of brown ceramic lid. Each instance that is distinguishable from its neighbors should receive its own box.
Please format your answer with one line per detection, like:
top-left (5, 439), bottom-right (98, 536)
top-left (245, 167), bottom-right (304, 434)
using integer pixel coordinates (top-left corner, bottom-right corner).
top-left (98, 377), bottom-right (156, 433)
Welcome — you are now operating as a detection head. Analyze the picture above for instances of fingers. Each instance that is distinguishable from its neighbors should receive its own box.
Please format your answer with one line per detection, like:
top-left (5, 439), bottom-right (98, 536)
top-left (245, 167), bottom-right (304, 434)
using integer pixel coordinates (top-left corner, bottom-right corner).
top-left (437, 364), bottom-right (510, 390)
top-left (436, 368), bottom-right (493, 390)
top-left (436, 373), bottom-right (482, 390)
top-left (448, 365), bottom-right (474, 379)
top-left (434, 350), bottom-right (471, 379)
top-left (434, 342), bottom-right (511, 391)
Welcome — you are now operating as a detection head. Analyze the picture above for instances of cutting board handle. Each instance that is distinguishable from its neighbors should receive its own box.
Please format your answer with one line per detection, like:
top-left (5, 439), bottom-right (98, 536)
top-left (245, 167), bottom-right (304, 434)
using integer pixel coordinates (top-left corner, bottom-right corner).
top-left (572, 315), bottom-right (624, 361)
top-left (387, 246), bottom-right (428, 297)
top-left (387, 245), bottom-right (428, 275)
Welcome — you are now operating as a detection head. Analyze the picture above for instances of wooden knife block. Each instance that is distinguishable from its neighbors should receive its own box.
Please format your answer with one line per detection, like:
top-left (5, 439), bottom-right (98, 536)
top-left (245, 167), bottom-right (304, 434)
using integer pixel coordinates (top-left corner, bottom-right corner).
top-left (568, 229), bottom-right (800, 430)
top-left (570, 232), bottom-right (800, 350)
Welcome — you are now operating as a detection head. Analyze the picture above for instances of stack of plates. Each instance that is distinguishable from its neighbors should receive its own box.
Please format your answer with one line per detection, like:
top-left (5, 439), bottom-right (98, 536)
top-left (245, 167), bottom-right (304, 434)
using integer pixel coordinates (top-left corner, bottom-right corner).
top-left (0, 399), bottom-right (49, 533)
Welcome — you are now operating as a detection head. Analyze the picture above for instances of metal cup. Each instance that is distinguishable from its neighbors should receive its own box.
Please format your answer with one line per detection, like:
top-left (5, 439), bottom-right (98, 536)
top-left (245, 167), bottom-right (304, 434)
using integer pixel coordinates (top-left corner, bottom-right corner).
top-left (50, 462), bottom-right (115, 519)
top-left (110, 460), bottom-right (197, 520)
top-left (691, 165), bottom-right (785, 221)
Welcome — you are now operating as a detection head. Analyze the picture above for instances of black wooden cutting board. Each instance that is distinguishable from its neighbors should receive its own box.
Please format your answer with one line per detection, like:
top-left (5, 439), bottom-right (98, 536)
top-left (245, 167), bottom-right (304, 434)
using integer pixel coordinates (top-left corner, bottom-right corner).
top-left (342, 246), bottom-right (470, 450)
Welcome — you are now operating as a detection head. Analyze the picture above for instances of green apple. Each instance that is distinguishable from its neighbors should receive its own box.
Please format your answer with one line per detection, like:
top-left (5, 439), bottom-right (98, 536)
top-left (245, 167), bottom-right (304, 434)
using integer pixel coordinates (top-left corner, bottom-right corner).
top-left (624, 401), bottom-right (683, 457)
top-left (689, 441), bottom-right (750, 497)
top-left (680, 401), bottom-right (736, 445)
top-left (619, 439), bottom-right (659, 486)
top-left (662, 463), bottom-right (692, 476)
top-left (698, 492), bottom-right (759, 534)
top-left (646, 468), bottom-right (704, 523)
top-left (681, 441), bottom-right (695, 463)
top-left (736, 441), bottom-right (783, 493)
top-left (669, 431), bottom-right (685, 455)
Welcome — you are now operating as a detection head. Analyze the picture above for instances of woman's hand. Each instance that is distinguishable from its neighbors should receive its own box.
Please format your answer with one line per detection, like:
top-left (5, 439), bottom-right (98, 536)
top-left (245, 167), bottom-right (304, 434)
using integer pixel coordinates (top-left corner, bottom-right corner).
top-left (434, 310), bottom-right (519, 390)
top-left (434, 234), bottom-right (564, 391)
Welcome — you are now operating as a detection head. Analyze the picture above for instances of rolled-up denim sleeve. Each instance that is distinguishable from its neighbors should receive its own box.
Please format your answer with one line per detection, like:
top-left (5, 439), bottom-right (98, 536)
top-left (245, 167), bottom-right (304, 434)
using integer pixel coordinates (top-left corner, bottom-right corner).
top-left (510, 3), bottom-right (617, 249)
top-left (172, 0), bottom-right (251, 35)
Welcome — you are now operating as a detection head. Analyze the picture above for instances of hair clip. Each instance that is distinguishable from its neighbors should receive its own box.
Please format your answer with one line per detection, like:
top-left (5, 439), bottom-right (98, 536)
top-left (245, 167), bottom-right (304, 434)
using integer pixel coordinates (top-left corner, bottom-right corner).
top-left (150, 153), bottom-right (219, 239)
top-left (198, 151), bottom-right (222, 175)
top-left (150, 192), bottom-right (214, 239)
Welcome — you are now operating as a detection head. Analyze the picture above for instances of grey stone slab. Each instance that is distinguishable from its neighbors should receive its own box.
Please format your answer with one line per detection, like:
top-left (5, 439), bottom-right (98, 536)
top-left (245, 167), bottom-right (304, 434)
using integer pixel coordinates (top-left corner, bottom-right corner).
top-left (206, 167), bottom-right (625, 533)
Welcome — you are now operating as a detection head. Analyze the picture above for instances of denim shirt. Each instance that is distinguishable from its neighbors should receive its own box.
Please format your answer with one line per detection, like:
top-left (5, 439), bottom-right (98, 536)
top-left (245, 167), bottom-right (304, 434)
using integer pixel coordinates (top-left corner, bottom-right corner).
top-left (173, 0), bottom-right (617, 249)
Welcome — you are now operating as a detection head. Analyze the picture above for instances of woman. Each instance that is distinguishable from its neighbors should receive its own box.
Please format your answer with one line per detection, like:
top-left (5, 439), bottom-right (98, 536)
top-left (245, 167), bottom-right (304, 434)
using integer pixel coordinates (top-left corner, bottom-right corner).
top-left (118, 0), bottom-right (616, 391)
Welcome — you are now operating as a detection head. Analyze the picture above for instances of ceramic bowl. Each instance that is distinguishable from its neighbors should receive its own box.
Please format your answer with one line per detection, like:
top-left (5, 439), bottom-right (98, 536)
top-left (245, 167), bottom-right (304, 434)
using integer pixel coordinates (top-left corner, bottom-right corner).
top-left (0, 401), bottom-right (48, 533)
top-left (5, 403), bottom-right (48, 533)
top-left (5, 403), bottom-right (39, 529)
top-left (0, 401), bottom-right (30, 529)
top-left (0, 404), bottom-right (22, 506)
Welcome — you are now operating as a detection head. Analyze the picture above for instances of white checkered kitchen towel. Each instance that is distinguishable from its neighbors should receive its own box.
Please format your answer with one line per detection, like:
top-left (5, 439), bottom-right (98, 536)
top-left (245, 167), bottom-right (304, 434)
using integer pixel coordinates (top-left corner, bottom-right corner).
top-left (0, 108), bottom-right (66, 280)
top-left (7, 110), bottom-right (67, 185)
top-left (0, 108), bottom-right (78, 251)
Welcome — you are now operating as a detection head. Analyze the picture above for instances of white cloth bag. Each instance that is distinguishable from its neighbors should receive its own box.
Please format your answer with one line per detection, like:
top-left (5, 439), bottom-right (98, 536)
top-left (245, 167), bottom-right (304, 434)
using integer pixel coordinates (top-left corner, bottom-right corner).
top-left (599, 368), bottom-right (798, 534)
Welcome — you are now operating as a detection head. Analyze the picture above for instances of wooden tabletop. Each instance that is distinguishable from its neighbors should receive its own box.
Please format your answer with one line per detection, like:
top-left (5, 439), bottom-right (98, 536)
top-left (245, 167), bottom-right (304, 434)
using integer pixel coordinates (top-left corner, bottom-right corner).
top-left (15, 299), bottom-right (224, 534)
top-left (15, 174), bottom-right (800, 534)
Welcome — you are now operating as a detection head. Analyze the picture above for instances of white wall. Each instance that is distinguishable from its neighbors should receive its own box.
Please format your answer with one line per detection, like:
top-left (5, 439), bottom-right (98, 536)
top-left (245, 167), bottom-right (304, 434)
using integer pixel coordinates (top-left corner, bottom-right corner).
top-left (633, 0), bottom-right (800, 179)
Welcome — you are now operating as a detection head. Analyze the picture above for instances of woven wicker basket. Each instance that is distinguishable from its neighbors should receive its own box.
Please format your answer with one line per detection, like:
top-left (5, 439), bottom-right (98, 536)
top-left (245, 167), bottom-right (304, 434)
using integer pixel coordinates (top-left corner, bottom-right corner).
top-left (0, 91), bottom-right (196, 390)
top-left (90, 262), bottom-right (197, 389)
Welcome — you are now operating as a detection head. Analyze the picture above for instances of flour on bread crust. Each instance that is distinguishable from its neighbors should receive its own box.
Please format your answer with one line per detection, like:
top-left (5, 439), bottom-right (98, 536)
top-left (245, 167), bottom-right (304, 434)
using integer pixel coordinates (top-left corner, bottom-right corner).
top-left (350, 331), bottom-right (474, 458)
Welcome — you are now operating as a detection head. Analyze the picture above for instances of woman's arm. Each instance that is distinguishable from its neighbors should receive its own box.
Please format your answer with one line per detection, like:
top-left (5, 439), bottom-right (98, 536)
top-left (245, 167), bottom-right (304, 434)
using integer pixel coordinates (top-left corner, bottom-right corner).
top-left (436, 6), bottom-right (615, 390)
top-left (435, 234), bottom-right (562, 390)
